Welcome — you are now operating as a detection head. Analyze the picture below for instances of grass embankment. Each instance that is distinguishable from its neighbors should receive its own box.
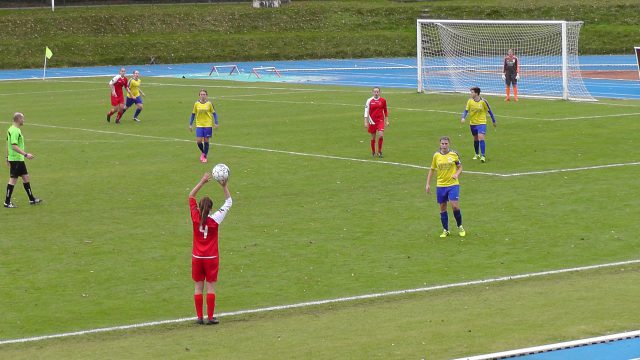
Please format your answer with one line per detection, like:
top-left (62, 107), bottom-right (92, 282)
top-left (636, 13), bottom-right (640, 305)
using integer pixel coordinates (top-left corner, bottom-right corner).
top-left (0, 0), bottom-right (638, 68)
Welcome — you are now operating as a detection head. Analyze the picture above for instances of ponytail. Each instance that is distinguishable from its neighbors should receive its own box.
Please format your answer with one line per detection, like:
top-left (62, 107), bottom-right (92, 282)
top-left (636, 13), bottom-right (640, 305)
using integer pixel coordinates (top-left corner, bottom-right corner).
top-left (198, 197), bottom-right (213, 232)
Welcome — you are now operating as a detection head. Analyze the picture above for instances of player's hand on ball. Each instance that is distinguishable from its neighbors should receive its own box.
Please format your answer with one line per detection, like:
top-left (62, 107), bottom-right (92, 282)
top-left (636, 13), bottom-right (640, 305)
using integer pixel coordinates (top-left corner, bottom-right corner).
top-left (202, 172), bottom-right (212, 183)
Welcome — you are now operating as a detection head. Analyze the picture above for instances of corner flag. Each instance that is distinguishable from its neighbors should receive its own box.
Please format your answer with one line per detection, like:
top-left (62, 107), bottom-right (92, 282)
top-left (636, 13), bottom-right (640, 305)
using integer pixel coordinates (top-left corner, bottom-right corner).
top-left (43, 47), bottom-right (53, 79)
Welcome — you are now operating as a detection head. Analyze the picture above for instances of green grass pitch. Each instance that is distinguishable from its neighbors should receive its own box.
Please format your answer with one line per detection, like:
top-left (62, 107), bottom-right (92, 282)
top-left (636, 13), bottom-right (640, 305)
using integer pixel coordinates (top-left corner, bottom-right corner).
top-left (1, 77), bottom-right (639, 359)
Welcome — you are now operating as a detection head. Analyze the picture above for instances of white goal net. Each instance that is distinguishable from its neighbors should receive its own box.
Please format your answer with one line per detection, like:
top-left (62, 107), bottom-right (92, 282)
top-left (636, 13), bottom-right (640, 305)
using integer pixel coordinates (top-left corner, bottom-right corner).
top-left (417, 20), bottom-right (595, 101)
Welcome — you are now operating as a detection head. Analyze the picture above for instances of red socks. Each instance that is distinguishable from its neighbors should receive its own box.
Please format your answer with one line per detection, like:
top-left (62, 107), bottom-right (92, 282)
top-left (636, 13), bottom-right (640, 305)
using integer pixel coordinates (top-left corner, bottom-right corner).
top-left (370, 139), bottom-right (375, 154)
top-left (207, 293), bottom-right (216, 320)
top-left (377, 137), bottom-right (383, 153)
top-left (115, 111), bottom-right (123, 121)
top-left (194, 294), bottom-right (204, 319)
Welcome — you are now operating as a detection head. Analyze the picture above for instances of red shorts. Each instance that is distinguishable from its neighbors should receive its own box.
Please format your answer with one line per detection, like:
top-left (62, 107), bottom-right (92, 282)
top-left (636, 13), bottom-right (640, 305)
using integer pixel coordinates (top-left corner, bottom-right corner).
top-left (110, 94), bottom-right (125, 106)
top-left (368, 121), bottom-right (385, 134)
top-left (192, 257), bottom-right (219, 282)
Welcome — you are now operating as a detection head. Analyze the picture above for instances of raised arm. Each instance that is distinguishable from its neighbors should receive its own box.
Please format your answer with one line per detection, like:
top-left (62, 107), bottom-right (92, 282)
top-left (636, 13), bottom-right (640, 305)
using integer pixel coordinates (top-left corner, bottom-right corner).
top-left (189, 172), bottom-right (212, 198)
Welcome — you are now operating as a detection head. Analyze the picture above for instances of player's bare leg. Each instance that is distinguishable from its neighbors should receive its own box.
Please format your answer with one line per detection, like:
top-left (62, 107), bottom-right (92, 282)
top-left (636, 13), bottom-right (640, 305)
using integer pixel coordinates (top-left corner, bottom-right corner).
top-left (376, 130), bottom-right (384, 158)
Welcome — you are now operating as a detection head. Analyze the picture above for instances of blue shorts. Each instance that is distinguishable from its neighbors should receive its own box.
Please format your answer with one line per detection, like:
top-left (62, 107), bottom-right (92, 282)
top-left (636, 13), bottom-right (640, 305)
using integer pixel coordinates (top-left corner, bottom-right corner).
top-left (195, 127), bottom-right (213, 138)
top-left (470, 124), bottom-right (487, 136)
top-left (125, 96), bottom-right (143, 107)
top-left (436, 185), bottom-right (460, 204)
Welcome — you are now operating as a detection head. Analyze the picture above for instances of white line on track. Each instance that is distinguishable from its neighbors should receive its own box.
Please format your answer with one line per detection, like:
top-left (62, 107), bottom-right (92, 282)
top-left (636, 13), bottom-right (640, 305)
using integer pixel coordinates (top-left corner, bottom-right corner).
top-left (1, 121), bottom-right (638, 177)
top-left (1, 259), bottom-right (638, 346)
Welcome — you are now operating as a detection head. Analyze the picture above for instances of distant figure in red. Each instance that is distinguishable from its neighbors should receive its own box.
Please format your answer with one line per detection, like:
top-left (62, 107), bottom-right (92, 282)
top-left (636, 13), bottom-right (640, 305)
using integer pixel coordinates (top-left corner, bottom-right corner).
top-left (107, 67), bottom-right (130, 123)
top-left (363, 87), bottom-right (389, 158)
top-left (189, 172), bottom-right (232, 325)
top-left (502, 49), bottom-right (520, 101)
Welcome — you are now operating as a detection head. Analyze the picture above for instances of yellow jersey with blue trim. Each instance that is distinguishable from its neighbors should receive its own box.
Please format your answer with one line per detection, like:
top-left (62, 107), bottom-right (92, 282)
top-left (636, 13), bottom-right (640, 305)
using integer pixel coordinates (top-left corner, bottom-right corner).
top-left (192, 101), bottom-right (215, 128)
top-left (127, 78), bottom-right (141, 98)
top-left (430, 150), bottom-right (461, 187)
top-left (465, 98), bottom-right (491, 125)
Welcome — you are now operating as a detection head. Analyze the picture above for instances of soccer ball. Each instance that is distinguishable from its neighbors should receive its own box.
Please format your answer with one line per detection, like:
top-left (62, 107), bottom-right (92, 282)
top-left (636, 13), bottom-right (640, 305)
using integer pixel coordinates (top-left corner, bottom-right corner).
top-left (211, 163), bottom-right (230, 184)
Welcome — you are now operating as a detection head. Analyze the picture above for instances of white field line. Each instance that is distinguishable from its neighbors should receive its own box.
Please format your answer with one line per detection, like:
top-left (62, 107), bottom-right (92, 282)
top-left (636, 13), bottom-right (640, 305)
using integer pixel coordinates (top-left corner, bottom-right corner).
top-left (2, 79), bottom-right (638, 119)
top-left (454, 329), bottom-right (640, 360)
top-left (1, 121), bottom-right (638, 177)
top-left (1, 259), bottom-right (639, 346)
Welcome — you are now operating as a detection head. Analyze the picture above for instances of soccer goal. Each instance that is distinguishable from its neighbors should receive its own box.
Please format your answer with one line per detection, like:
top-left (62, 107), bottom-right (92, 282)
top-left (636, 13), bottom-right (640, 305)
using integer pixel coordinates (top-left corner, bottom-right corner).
top-left (249, 66), bottom-right (282, 79)
top-left (417, 19), bottom-right (595, 101)
top-left (209, 64), bottom-right (240, 77)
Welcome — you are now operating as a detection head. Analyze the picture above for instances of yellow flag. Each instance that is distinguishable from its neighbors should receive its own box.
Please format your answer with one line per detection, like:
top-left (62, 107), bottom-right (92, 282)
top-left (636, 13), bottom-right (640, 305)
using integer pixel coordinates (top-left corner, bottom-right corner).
top-left (45, 47), bottom-right (53, 60)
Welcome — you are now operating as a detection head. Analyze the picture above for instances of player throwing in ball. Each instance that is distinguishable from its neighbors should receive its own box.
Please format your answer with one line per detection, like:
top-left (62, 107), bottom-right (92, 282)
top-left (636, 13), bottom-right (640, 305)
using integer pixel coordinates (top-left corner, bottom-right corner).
top-left (188, 172), bottom-right (232, 325)
top-left (363, 87), bottom-right (389, 158)
top-left (425, 136), bottom-right (464, 238)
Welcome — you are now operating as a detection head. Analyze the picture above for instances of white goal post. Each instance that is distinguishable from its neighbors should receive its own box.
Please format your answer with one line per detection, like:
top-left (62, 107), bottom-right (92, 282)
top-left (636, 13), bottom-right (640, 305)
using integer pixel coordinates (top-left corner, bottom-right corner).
top-left (417, 19), bottom-right (595, 101)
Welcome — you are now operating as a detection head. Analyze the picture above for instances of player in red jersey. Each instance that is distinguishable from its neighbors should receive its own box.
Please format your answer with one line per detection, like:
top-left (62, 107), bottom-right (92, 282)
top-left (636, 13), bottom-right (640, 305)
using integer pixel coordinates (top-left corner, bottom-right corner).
top-left (189, 172), bottom-right (232, 325)
top-left (107, 67), bottom-right (131, 124)
top-left (363, 87), bottom-right (389, 158)
top-left (502, 49), bottom-right (520, 101)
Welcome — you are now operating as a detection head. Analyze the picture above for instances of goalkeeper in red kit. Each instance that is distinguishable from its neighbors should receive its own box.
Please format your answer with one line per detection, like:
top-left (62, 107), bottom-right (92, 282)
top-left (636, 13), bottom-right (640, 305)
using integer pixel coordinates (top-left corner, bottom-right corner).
top-left (502, 49), bottom-right (520, 101)
top-left (188, 172), bottom-right (232, 325)
top-left (363, 87), bottom-right (389, 158)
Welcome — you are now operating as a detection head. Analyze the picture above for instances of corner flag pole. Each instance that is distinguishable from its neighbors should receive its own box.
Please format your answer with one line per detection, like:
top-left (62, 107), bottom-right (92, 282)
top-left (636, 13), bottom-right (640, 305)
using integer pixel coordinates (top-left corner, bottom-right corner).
top-left (52, 0), bottom-right (55, 12)
top-left (43, 47), bottom-right (53, 80)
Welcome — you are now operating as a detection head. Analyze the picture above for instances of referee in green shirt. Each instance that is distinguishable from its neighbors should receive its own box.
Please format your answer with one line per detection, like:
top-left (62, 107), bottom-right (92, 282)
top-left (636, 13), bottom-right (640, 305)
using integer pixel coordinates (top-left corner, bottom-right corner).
top-left (5, 112), bottom-right (41, 208)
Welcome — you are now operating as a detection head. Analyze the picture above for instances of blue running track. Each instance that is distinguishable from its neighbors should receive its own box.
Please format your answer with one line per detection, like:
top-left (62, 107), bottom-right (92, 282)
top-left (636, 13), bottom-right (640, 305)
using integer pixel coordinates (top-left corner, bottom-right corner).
top-left (1, 56), bottom-right (638, 99)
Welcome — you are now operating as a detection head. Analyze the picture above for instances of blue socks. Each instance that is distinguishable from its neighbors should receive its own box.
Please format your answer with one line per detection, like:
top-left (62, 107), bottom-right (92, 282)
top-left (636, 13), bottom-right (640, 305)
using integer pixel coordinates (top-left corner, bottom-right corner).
top-left (197, 142), bottom-right (204, 153)
top-left (440, 211), bottom-right (449, 231)
top-left (474, 140), bottom-right (479, 155)
top-left (203, 142), bottom-right (210, 157)
top-left (453, 209), bottom-right (462, 227)
top-left (134, 108), bottom-right (141, 118)
top-left (480, 140), bottom-right (486, 156)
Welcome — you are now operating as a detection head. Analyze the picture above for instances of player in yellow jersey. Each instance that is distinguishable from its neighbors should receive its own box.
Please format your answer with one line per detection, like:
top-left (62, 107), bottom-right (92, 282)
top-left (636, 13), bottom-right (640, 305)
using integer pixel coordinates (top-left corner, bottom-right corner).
top-left (425, 136), bottom-right (465, 238)
top-left (461, 87), bottom-right (497, 163)
top-left (189, 89), bottom-right (219, 163)
top-left (122, 70), bottom-right (145, 122)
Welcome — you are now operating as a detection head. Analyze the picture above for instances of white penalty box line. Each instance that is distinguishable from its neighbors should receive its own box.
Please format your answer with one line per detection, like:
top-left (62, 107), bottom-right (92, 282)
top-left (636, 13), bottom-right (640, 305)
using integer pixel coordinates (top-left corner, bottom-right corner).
top-left (1, 259), bottom-right (639, 346)
top-left (2, 121), bottom-right (639, 178)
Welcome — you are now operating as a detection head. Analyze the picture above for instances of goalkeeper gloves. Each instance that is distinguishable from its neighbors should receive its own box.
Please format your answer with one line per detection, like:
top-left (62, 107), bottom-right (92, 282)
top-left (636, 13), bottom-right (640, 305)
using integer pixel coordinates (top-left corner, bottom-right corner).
top-left (501, 74), bottom-right (506, 81)
top-left (516, 74), bottom-right (520, 80)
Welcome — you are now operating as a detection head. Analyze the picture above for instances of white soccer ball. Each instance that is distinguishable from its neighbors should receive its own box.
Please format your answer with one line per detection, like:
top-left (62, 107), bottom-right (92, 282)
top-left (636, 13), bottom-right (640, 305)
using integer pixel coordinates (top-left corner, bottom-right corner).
top-left (211, 163), bottom-right (230, 184)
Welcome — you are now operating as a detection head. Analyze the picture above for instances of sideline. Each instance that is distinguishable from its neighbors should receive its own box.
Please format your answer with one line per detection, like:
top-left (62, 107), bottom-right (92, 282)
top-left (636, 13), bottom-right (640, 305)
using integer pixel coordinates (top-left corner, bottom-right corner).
top-left (2, 259), bottom-right (639, 346)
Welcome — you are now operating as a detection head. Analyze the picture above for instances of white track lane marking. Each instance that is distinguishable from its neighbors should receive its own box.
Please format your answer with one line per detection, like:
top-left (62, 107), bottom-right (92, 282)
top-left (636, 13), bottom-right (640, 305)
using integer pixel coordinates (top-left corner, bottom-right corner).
top-left (454, 330), bottom-right (640, 360)
top-left (1, 259), bottom-right (638, 346)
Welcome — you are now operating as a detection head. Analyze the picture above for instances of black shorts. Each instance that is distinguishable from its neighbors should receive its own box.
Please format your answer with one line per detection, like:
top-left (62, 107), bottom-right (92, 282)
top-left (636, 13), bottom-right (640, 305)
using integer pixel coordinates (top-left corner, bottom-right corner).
top-left (9, 161), bottom-right (28, 178)
top-left (505, 73), bottom-right (517, 86)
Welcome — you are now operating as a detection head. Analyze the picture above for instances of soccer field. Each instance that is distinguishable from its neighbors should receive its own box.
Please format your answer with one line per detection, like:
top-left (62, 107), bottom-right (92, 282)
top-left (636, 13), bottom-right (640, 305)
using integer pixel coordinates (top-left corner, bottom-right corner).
top-left (1, 77), bottom-right (639, 359)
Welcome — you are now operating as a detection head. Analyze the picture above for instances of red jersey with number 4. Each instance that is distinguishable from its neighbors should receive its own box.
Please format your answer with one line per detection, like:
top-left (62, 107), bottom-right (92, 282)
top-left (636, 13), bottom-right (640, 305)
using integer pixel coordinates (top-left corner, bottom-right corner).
top-left (110, 75), bottom-right (128, 97)
top-left (189, 197), bottom-right (219, 258)
top-left (364, 97), bottom-right (388, 124)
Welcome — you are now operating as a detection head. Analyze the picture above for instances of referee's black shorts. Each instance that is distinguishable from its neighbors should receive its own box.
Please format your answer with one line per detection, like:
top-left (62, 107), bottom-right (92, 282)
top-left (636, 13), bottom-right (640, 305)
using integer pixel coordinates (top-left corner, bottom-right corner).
top-left (505, 73), bottom-right (517, 86)
top-left (9, 161), bottom-right (28, 178)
